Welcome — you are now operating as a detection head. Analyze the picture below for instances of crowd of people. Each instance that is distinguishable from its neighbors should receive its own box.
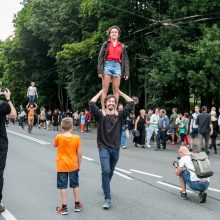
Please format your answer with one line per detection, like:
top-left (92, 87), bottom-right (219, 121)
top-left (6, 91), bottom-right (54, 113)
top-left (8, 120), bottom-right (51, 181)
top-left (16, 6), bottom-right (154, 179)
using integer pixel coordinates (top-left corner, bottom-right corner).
top-left (16, 106), bottom-right (92, 134)
top-left (120, 106), bottom-right (220, 155)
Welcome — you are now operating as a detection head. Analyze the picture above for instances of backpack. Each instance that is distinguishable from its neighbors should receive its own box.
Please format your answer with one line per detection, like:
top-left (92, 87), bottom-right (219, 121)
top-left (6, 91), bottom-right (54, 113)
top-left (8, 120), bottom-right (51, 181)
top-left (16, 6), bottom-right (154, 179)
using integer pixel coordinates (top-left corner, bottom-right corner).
top-left (191, 152), bottom-right (214, 178)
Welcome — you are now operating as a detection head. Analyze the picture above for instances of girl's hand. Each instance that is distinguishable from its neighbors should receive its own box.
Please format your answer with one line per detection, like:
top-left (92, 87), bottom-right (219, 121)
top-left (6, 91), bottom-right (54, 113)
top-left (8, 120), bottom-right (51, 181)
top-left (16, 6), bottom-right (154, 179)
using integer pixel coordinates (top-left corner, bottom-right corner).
top-left (98, 74), bottom-right (103, 78)
top-left (124, 76), bottom-right (129, 80)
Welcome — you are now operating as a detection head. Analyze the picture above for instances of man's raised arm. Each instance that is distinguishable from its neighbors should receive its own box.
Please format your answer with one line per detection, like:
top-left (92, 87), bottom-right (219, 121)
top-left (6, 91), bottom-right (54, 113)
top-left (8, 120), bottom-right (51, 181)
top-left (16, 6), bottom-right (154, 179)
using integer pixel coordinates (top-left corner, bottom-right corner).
top-left (90, 90), bottom-right (102, 103)
top-left (89, 90), bottom-right (102, 121)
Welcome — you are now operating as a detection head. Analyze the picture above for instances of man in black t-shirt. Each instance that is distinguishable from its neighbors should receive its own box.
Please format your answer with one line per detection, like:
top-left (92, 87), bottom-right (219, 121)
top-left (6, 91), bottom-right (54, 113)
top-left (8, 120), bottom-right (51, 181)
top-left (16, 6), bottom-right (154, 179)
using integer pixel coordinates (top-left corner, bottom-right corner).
top-left (196, 106), bottom-right (213, 154)
top-left (0, 89), bottom-right (17, 213)
top-left (89, 90), bottom-right (134, 209)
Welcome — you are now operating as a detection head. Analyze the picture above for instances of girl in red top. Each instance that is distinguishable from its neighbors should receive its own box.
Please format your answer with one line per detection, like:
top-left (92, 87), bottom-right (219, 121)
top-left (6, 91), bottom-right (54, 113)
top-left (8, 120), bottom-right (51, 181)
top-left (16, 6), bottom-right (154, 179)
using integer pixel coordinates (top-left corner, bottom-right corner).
top-left (98, 26), bottom-right (129, 115)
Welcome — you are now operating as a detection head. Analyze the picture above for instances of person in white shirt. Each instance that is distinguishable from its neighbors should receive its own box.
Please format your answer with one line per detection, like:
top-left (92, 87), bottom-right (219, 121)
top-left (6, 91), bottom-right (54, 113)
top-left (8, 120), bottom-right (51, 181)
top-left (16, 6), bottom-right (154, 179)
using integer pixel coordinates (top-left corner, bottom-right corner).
top-left (145, 108), bottom-right (160, 148)
top-left (190, 105), bottom-right (200, 150)
top-left (174, 146), bottom-right (209, 203)
top-left (27, 81), bottom-right (38, 104)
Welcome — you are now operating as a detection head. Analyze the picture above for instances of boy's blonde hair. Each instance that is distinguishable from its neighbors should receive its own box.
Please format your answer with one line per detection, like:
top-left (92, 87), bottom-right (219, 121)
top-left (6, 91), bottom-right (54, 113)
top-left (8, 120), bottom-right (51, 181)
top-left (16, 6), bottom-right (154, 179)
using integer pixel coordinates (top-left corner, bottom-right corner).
top-left (61, 117), bottom-right (73, 131)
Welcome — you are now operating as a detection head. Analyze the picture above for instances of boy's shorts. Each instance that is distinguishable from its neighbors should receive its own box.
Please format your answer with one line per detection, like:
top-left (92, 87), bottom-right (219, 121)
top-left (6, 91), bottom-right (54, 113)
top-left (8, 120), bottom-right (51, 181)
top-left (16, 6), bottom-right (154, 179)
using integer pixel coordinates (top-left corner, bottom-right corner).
top-left (57, 170), bottom-right (79, 189)
top-left (104, 60), bottom-right (121, 77)
top-left (191, 128), bottom-right (198, 138)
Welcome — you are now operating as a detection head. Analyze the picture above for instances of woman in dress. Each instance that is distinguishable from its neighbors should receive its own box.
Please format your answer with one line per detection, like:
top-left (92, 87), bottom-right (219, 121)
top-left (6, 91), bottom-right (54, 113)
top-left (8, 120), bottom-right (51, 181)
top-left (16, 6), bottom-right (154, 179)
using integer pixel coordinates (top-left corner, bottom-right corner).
top-left (133, 109), bottom-right (146, 148)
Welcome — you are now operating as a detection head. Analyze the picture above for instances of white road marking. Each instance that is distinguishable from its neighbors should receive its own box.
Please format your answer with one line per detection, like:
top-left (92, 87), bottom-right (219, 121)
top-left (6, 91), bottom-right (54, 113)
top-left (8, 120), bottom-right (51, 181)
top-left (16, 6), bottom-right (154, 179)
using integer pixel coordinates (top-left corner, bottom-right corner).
top-left (208, 187), bottom-right (220, 193)
top-left (1, 205), bottom-right (17, 220)
top-left (115, 167), bottom-right (132, 174)
top-left (130, 169), bottom-right (163, 178)
top-left (82, 156), bottom-right (94, 161)
top-left (7, 130), bottom-right (50, 145)
top-left (157, 181), bottom-right (193, 193)
top-left (114, 171), bottom-right (133, 180)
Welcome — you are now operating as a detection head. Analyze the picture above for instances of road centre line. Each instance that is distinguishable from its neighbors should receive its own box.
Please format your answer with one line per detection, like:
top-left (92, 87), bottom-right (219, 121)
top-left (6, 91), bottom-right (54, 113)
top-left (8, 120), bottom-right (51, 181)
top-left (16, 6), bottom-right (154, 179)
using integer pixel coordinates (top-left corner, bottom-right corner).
top-left (157, 181), bottom-right (193, 194)
top-left (130, 169), bottom-right (163, 178)
top-left (82, 156), bottom-right (94, 161)
top-left (7, 130), bottom-right (50, 145)
top-left (115, 167), bottom-right (132, 174)
top-left (114, 171), bottom-right (133, 180)
top-left (1, 205), bottom-right (17, 220)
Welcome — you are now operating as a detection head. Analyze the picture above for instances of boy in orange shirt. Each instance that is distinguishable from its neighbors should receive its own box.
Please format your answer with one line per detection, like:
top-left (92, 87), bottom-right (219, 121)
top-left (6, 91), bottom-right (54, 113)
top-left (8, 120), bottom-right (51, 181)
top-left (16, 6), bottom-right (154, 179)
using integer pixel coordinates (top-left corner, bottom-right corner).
top-left (53, 117), bottom-right (83, 215)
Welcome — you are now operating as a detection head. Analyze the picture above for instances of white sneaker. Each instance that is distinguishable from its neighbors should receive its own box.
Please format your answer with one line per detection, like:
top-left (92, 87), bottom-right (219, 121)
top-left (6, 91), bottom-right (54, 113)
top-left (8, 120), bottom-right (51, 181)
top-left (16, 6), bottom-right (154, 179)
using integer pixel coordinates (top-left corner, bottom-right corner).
top-left (121, 146), bottom-right (127, 149)
top-left (147, 144), bottom-right (151, 148)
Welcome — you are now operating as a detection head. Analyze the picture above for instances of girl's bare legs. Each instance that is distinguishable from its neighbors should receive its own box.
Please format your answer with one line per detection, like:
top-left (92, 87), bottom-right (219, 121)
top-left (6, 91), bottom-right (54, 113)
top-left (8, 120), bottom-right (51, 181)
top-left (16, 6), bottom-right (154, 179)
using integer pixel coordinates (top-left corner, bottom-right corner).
top-left (101, 74), bottom-right (112, 114)
top-left (112, 76), bottom-right (121, 112)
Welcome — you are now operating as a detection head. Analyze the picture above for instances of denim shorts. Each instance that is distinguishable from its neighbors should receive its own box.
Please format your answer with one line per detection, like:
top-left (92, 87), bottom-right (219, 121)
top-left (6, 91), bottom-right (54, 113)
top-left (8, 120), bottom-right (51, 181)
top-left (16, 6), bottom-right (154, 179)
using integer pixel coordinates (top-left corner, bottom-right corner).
top-left (57, 170), bottom-right (79, 189)
top-left (181, 170), bottom-right (209, 192)
top-left (104, 60), bottom-right (121, 77)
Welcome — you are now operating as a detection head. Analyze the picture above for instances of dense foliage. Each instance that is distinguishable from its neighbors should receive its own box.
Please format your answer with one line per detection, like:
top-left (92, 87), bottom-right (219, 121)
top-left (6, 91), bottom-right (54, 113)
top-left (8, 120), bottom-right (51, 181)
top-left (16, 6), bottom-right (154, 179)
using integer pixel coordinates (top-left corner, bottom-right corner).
top-left (0, 0), bottom-right (219, 112)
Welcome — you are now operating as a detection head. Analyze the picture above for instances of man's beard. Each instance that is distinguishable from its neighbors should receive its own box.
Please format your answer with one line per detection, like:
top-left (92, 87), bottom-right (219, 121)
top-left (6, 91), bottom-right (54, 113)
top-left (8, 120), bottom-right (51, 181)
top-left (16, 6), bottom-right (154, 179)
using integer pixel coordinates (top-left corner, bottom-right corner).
top-left (107, 105), bottom-right (115, 111)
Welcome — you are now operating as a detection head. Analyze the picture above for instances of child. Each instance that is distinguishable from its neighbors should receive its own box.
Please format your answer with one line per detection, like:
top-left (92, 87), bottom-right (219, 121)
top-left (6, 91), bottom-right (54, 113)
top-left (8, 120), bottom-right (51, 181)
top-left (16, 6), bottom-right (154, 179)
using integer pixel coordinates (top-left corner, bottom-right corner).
top-left (53, 117), bottom-right (83, 215)
top-left (79, 111), bottom-right (85, 133)
top-left (178, 115), bottom-right (187, 145)
top-left (98, 25), bottom-right (129, 115)
top-left (52, 109), bottom-right (59, 131)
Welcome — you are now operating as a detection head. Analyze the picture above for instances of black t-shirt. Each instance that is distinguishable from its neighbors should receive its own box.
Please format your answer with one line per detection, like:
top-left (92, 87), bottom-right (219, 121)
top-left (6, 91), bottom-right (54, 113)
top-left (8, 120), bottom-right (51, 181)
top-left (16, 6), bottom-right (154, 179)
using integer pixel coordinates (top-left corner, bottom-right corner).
top-left (89, 101), bottom-right (134, 149)
top-left (0, 100), bottom-right (11, 147)
top-left (196, 112), bottom-right (211, 134)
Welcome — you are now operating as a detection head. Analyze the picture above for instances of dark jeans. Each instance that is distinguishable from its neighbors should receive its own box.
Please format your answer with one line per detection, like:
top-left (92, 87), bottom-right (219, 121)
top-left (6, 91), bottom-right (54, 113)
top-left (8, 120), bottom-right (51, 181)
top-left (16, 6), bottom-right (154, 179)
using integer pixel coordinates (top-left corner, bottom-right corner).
top-left (209, 136), bottom-right (217, 151)
top-left (199, 133), bottom-right (209, 153)
top-left (85, 120), bottom-right (90, 132)
top-left (0, 146), bottom-right (8, 203)
top-left (99, 147), bottom-right (120, 200)
top-left (19, 116), bottom-right (24, 128)
top-left (156, 129), bottom-right (167, 149)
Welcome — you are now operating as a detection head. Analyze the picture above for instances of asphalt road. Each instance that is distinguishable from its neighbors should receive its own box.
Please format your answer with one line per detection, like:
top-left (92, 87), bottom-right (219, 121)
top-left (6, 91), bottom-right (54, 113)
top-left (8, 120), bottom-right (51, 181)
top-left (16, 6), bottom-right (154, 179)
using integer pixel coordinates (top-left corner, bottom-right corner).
top-left (1, 124), bottom-right (220, 220)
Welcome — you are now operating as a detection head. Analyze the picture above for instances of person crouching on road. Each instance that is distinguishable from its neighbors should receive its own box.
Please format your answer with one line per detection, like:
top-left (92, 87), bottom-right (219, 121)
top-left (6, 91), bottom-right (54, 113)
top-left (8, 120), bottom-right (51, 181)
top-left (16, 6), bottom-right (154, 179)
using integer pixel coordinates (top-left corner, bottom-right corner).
top-left (174, 146), bottom-right (209, 203)
top-left (53, 117), bottom-right (83, 215)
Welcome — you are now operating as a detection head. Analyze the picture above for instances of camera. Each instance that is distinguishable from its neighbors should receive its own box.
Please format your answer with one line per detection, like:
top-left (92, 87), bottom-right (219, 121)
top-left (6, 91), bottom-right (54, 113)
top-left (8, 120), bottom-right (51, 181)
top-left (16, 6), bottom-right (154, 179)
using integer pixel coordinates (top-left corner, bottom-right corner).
top-left (172, 157), bottom-right (180, 168)
top-left (173, 161), bottom-right (179, 168)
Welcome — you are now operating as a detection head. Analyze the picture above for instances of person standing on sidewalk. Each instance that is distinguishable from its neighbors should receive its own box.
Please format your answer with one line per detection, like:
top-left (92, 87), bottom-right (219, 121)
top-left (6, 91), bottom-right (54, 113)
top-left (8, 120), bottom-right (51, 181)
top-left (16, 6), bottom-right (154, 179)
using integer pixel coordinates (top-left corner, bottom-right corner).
top-left (169, 108), bottom-right (179, 145)
top-left (196, 106), bottom-right (213, 154)
top-left (209, 111), bottom-right (218, 154)
top-left (155, 109), bottom-right (170, 151)
top-left (146, 108), bottom-right (160, 148)
top-left (0, 89), bottom-right (17, 213)
top-left (19, 104), bottom-right (26, 129)
top-left (89, 90), bottom-right (134, 209)
top-left (190, 105), bottom-right (200, 150)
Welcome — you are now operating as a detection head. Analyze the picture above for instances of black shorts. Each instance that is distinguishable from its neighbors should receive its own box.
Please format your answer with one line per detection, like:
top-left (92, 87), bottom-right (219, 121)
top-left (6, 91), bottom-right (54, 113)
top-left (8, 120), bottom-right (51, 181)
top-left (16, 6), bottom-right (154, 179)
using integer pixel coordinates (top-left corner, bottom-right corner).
top-left (191, 128), bottom-right (198, 138)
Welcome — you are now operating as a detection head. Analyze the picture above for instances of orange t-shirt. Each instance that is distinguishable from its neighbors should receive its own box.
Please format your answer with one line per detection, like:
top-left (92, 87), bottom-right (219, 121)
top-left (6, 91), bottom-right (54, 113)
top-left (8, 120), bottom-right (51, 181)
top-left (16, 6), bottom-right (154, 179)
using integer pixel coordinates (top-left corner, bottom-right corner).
top-left (28, 108), bottom-right (35, 119)
top-left (53, 134), bottom-right (81, 172)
